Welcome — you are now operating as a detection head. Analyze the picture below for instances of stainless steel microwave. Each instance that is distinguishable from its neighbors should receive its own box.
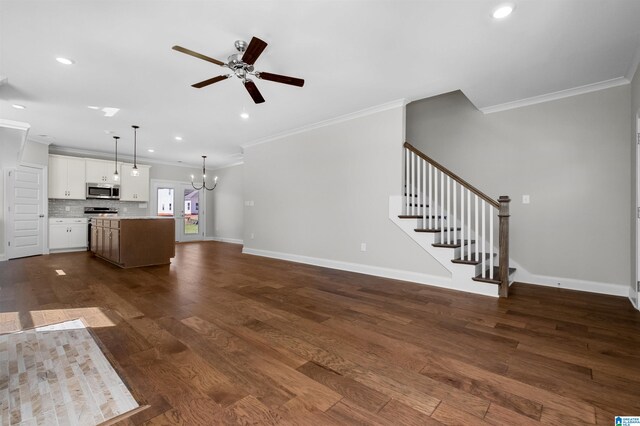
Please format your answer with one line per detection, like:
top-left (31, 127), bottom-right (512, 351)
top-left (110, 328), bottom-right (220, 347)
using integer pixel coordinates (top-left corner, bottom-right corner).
top-left (86, 183), bottom-right (120, 200)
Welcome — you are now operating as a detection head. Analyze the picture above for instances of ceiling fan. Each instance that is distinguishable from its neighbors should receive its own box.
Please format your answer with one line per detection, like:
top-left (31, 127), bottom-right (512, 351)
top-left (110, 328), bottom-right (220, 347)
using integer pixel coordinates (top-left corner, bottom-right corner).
top-left (172, 37), bottom-right (304, 104)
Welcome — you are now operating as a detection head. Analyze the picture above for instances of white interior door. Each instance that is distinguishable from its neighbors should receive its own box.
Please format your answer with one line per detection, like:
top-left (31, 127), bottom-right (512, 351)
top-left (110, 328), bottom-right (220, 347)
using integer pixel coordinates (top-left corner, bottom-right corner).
top-left (7, 166), bottom-right (45, 259)
top-left (151, 180), bottom-right (205, 242)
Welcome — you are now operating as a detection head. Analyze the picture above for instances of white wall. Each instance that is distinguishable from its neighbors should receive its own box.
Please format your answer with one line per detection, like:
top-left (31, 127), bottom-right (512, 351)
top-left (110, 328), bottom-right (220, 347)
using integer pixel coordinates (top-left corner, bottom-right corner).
top-left (243, 106), bottom-right (450, 279)
top-left (407, 87), bottom-right (631, 291)
top-left (209, 164), bottom-right (243, 243)
top-left (631, 64), bottom-right (640, 305)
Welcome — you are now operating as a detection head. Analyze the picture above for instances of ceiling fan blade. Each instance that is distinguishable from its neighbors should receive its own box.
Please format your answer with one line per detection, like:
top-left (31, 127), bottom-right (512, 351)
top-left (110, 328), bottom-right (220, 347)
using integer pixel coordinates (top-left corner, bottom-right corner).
top-left (244, 80), bottom-right (265, 104)
top-left (257, 72), bottom-right (305, 87)
top-left (241, 37), bottom-right (268, 65)
top-left (172, 45), bottom-right (225, 67)
top-left (191, 75), bottom-right (230, 88)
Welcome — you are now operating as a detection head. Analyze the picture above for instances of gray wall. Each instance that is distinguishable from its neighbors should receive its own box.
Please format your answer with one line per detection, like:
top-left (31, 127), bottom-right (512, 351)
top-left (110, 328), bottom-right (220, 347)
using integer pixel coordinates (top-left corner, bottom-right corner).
top-left (243, 106), bottom-right (450, 277)
top-left (407, 87), bottom-right (631, 288)
top-left (631, 65), bottom-right (640, 301)
top-left (209, 164), bottom-right (243, 242)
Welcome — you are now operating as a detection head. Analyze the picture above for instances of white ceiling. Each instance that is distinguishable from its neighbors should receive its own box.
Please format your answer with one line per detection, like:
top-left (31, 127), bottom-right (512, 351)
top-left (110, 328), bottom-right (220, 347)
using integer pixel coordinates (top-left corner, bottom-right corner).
top-left (1, 0), bottom-right (639, 168)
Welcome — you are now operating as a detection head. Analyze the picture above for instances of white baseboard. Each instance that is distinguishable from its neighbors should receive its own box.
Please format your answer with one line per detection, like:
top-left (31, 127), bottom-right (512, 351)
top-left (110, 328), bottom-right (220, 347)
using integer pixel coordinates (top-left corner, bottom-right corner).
top-left (49, 248), bottom-right (88, 254)
top-left (519, 273), bottom-right (629, 297)
top-left (240, 247), bottom-right (506, 297)
top-left (206, 237), bottom-right (244, 245)
top-left (630, 286), bottom-right (639, 310)
top-left (0, 253), bottom-right (5, 262)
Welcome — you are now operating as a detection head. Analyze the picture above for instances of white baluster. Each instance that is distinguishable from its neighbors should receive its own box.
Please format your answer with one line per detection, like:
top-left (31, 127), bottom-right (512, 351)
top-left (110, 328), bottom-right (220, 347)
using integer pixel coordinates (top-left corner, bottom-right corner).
top-left (475, 195), bottom-right (479, 263)
top-left (410, 152), bottom-right (415, 215)
top-left (467, 190), bottom-right (471, 260)
top-left (440, 170), bottom-right (444, 237)
top-left (446, 176), bottom-right (451, 244)
top-left (422, 160), bottom-right (426, 225)
top-left (490, 206), bottom-right (494, 280)
top-left (453, 181), bottom-right (457, 246)
top-left (482, 199), bottom-right (486, 278)
top-left (405, 149), bottom-right (409, 215)
top-left (433, 168), bottom-right (438, 231)
top-left (460, 187), bottom-right (465, 259)
top-left (429, 164), bottom-right (434, 229)
top-left (417, 157), bottom-right (421, 219)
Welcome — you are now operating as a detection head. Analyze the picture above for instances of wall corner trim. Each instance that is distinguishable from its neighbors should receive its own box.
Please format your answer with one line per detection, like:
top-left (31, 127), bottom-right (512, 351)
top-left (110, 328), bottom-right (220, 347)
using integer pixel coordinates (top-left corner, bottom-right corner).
top-left (625, 41), bottom-right (640, 81)
top-left (241, 99), bottom-right (407, 149)
top-left (479, 77), bottom-right (631, 114)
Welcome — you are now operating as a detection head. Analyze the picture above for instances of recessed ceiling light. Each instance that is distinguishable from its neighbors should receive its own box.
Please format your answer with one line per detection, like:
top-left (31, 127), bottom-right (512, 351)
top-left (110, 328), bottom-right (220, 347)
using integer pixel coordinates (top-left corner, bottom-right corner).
top-left (492, 4), bottom-right (514, 19)
top-left (12, 104), bottom-right (25, 109)
top-left (56, 57), bottom-right (75, 65)
top-left (175, 136), bottom-right (183, 141)
top-left (88, 106), bottom-right (100, 110)
top-left (240, 112), bottom-right (250, 120)
top-left (147, 149), bottom-right (155, 153)
top-left (101, 107), bottom-right (120, 117)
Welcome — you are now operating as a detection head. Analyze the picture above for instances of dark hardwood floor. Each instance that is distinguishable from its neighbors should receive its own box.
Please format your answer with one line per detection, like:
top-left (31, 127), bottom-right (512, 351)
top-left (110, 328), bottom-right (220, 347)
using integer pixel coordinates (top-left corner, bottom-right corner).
top-left (1, 242), bottom-right (639, 425)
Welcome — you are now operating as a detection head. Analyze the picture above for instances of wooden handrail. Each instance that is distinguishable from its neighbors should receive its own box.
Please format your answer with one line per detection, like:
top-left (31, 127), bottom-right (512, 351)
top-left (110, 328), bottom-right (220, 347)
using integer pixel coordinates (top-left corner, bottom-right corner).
top-left (404, 142), bottom-right (499, 209)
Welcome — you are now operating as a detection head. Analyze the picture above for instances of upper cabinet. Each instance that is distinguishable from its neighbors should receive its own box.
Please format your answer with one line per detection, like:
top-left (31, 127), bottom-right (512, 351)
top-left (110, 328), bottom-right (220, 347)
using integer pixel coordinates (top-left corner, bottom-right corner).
top-left (120, 164), bottom-right (150, 201)
top-left (48, 155), bottom-right (86, 199)
top-left (86, 159), bottom-right (120, 184)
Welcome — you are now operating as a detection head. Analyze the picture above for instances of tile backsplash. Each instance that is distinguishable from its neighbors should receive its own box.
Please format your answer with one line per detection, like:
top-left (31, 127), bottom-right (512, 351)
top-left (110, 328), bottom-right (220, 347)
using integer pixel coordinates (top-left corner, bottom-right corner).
top-left (48, 198), bottom-right (150, 218)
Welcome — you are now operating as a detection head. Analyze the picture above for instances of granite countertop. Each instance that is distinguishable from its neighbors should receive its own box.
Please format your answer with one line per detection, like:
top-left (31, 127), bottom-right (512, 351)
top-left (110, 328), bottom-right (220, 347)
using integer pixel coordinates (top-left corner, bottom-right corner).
top-left (100, 216), bottom-right (175, 220)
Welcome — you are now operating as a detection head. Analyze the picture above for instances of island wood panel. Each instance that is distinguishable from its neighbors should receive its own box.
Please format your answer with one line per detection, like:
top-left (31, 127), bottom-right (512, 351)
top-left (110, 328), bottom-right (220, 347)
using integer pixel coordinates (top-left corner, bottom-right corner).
top-left (91, 218), bottom-right (175, 268)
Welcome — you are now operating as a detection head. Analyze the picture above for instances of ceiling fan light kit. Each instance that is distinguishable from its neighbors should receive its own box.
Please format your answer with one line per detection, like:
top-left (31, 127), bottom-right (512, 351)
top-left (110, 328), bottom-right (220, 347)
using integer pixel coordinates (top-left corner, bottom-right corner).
top-left (172, 36), bottom-right (304, 104)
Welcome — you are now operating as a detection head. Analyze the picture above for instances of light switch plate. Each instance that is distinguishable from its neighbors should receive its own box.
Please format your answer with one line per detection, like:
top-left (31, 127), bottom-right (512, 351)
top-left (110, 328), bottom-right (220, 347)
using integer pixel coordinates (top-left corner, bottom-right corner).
top-left (522, 195), bottom-right (530, 204)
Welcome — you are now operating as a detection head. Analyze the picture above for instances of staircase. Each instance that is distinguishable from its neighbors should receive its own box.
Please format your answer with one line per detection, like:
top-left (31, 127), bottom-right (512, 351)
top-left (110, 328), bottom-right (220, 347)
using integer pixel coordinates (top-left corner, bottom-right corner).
top-left (391, 142), bottom-right (514, 297)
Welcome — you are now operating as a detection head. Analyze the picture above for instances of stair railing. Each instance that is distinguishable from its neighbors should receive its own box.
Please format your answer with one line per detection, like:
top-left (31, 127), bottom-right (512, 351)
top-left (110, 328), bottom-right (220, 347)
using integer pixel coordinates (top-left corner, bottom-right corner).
top-left (403, 142), bottom-right (511, 297)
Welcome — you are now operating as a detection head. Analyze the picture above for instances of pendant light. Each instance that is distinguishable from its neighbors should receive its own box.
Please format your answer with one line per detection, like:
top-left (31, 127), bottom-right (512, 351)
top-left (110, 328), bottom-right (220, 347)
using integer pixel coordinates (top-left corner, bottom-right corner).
top-left (112, 136), bottom-right (120, 181)
top-left (131, 125), bottom-right (140, 177)
top-left (191, 156), bottom-right (218, 191)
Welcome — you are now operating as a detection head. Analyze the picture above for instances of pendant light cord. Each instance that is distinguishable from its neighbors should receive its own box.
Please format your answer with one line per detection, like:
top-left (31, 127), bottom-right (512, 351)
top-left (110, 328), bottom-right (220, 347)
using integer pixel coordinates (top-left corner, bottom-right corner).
top-left (132, 125), bottom-right (139, 169)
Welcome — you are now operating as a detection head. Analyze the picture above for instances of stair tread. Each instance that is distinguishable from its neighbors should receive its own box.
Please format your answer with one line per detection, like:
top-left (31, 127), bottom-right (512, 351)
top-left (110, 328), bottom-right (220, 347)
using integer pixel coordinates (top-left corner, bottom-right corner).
top-left (451, 252), bottom-right (494, 265)
top-left (433, 239), bottom-right (475, 249)
top-left (414, 227), bottom-right (461, 233)
top-left (399, 214), bottom-right (446, 219)
top-left (472, 267), bottom-right (516, 284)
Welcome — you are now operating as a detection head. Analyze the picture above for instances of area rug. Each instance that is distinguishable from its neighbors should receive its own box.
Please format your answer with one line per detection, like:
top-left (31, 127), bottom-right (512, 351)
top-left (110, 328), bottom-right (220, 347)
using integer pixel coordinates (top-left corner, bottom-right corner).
top-left (0, 318), bottom-right (144, 425)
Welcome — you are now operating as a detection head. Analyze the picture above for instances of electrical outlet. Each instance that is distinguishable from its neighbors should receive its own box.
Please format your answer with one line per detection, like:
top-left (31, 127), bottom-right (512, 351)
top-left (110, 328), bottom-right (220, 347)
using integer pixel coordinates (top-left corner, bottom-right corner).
top-left (250, 233), bottom-right (255, 239)
top-left (65, 206), bottom-right (70, 212)
top-left (522, 195), bottom-right (530, 204)
top-left (360, 243), bottom-right (367, 252)
top-left (123, 207), bottom-right (128, 212)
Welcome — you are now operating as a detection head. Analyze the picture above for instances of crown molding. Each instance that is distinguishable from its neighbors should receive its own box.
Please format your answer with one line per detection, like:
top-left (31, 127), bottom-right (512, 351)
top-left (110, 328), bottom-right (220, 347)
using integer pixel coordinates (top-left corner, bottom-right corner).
top-left (479, 77), bottom-right (630, 114)
top-left (241, 98), bottom-right (407, 149)
top-left (48, 145), bottom-right (241, 170)
top-left (0, 119), bottom-right (30, 132)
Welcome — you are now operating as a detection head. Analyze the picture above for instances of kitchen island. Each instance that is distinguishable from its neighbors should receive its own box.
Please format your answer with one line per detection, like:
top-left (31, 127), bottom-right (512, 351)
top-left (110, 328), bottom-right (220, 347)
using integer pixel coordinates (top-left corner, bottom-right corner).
top-left (90, 217), bottom-right (175, 268)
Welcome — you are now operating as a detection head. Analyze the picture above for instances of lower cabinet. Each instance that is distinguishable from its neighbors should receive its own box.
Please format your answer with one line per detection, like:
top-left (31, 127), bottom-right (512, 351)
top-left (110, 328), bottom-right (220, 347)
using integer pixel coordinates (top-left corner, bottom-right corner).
top-left (49, 218), bottom-right (88, 251)
top-left (90, 218), bottom-right (174, 268)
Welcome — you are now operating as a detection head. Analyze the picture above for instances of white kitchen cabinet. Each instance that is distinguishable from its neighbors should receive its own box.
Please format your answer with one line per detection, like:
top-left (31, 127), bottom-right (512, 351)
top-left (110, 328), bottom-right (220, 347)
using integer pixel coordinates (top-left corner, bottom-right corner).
top-left (49, 218), bottom-right (88, 251)
top-left (85, 159), bottom-right (120, 184)
top-left (48, 155), bottom-right (86, 199)
top-left (120, 164), bottom-right (150, 201)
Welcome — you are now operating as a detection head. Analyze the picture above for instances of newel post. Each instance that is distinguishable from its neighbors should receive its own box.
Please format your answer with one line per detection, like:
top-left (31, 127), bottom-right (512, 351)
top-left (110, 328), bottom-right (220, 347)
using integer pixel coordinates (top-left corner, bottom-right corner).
top-left (498, 196), bottom-right (511, 298)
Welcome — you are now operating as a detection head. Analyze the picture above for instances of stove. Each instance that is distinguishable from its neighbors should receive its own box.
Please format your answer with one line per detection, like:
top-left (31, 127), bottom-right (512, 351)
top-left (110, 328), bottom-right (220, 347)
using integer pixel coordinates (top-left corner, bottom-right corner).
top-left (84, 207), bottom-right (119, 217)
top-left (85, 207), bottom-right (119, 250)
